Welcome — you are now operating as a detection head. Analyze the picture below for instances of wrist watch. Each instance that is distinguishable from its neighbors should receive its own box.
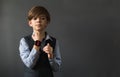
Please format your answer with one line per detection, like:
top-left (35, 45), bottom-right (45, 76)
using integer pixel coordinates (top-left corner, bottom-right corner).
top-left (34, 40), bottom-right (41, 46)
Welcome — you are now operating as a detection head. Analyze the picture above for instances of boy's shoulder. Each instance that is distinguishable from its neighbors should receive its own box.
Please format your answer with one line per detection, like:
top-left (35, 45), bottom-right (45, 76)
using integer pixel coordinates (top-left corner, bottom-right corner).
top-left (23, 34), bottom-right (32, 41)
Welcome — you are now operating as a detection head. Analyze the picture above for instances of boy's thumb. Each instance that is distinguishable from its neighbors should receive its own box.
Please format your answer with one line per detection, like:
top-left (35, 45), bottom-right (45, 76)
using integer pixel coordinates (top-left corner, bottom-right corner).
top-left (47, 43), bottom-right (50, 46)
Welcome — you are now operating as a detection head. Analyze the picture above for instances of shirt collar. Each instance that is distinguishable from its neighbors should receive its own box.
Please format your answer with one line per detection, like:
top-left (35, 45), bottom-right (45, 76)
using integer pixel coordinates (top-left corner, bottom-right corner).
top-left (45, 33), bottom-right (53, 41)
top-left (32, 32), bottom-right (53, 41)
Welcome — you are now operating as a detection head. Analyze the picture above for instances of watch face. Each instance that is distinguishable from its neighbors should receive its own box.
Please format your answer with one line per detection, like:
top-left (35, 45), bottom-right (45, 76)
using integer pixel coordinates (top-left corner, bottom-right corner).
top-left (35, 40), bottom-right (41, 46)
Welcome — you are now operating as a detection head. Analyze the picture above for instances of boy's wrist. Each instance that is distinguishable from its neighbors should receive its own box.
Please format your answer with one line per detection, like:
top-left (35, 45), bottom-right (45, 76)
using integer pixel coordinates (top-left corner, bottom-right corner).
top-left (48, 53), bottom-right (53, 59)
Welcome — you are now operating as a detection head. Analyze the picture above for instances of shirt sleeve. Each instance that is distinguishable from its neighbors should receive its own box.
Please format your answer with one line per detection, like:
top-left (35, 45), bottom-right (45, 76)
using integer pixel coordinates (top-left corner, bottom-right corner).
top-left (19, 38), bottom-right (40, 69)
top-left (49, 40), bottom-right (62, 72)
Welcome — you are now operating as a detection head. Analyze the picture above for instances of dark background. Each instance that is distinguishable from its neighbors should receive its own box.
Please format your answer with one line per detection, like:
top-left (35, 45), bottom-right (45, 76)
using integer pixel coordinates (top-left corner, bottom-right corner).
top-left (0, 0), bottom-right (120, 77)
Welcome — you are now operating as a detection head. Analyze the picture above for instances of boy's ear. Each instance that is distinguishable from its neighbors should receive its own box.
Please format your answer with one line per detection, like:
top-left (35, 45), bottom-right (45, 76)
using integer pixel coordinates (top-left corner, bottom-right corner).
top-left (28, 21), bottom-right (32, 27)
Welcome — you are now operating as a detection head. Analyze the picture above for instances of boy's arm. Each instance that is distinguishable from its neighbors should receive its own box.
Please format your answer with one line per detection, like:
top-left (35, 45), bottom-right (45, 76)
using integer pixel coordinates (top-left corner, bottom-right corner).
top-left (49, 40), bottom-right (62, 72)
top-left (19, 38), bottom-right (40, 68)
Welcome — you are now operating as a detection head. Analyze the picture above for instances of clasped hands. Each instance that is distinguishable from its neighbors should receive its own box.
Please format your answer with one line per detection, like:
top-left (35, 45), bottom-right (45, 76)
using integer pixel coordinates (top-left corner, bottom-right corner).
top-left (43, 43), bottom-right (54, 59)
top-left (32, 32), bottom-right (54, 59)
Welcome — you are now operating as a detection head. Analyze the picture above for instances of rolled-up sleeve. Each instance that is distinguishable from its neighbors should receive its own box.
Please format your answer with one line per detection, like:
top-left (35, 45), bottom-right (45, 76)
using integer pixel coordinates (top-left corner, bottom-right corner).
top-left (19, 38), bottom-right (40, 68)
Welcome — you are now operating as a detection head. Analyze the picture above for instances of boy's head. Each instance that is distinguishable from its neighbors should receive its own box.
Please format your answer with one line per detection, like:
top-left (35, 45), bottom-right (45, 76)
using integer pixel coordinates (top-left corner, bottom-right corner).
top-left (27, 6), bottom-right (50, 22)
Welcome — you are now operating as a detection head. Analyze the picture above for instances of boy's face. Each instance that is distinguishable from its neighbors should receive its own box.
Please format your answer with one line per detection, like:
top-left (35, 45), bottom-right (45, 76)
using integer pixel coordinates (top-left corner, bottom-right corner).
top-left (28, 14), bottom-right (49, 32)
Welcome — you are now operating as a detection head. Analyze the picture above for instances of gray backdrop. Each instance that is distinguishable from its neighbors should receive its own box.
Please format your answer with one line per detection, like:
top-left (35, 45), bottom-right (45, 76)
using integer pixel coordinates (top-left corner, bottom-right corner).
top-left (0, 0), bottom-right (120, 77)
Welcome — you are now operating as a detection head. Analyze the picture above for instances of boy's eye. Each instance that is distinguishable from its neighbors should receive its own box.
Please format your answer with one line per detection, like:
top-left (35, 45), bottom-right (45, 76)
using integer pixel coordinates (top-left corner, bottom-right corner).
top-left (33, 17), bottom-right (37, 20)
top-left (33, 17), bottom-right (46, 20)
top-left (41, 17), bottom-right (46, 20)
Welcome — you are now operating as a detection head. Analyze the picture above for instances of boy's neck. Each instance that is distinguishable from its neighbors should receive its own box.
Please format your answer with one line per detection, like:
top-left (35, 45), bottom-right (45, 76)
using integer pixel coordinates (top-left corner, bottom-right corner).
top-left (33, 30), bottom-right (45, 36)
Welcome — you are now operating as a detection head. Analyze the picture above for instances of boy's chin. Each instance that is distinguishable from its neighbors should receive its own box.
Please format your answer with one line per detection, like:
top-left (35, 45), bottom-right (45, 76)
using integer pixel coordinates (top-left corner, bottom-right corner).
top-left (36, 28), bottom-right (44, 32)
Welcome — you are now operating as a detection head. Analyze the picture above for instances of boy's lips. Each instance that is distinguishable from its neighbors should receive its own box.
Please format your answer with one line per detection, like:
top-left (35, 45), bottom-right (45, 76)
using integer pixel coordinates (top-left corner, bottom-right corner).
top-left (36, 23), bottom-right (41, 26)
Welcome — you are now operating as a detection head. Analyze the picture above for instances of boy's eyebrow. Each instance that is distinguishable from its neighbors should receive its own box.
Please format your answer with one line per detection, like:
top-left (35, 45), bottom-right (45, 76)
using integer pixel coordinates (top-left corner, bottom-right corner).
top-left (33, 15), bottom-right (45, 18)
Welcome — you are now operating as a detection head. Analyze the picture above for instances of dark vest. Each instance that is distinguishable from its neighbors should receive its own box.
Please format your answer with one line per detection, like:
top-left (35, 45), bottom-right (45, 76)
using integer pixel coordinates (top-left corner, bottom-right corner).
top-left (24, 34), bottom-right (56, 77)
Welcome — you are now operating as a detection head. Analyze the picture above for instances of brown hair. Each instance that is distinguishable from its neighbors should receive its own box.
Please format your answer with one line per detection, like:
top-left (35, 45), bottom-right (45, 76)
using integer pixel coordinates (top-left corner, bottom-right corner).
top-left (27, 6), bottom-right (50, 22)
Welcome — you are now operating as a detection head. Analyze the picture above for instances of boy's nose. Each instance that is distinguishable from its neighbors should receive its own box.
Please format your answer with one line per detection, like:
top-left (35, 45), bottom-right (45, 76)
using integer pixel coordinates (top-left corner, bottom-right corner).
top-left (36, 18), bottom-right (40, 21)
top-left (36, 18), bottom-right (41, 22)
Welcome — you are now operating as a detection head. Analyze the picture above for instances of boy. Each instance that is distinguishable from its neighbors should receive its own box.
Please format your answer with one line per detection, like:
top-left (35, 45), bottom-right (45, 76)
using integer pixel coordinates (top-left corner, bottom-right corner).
top-left (19, 6), bottom-right (62, 77)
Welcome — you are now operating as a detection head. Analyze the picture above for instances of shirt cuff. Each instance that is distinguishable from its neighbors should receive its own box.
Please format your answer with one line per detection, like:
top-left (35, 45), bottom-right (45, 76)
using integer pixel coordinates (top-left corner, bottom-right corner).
top-left (49, 58), bottom-right (55, 64)
top-left (30, 48), bottom-right (40, 57)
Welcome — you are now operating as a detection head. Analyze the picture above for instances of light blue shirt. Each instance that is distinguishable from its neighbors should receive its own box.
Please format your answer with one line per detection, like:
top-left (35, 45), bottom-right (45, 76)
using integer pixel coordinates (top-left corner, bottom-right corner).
top-left (19, 34), bottom-right (62, 72)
